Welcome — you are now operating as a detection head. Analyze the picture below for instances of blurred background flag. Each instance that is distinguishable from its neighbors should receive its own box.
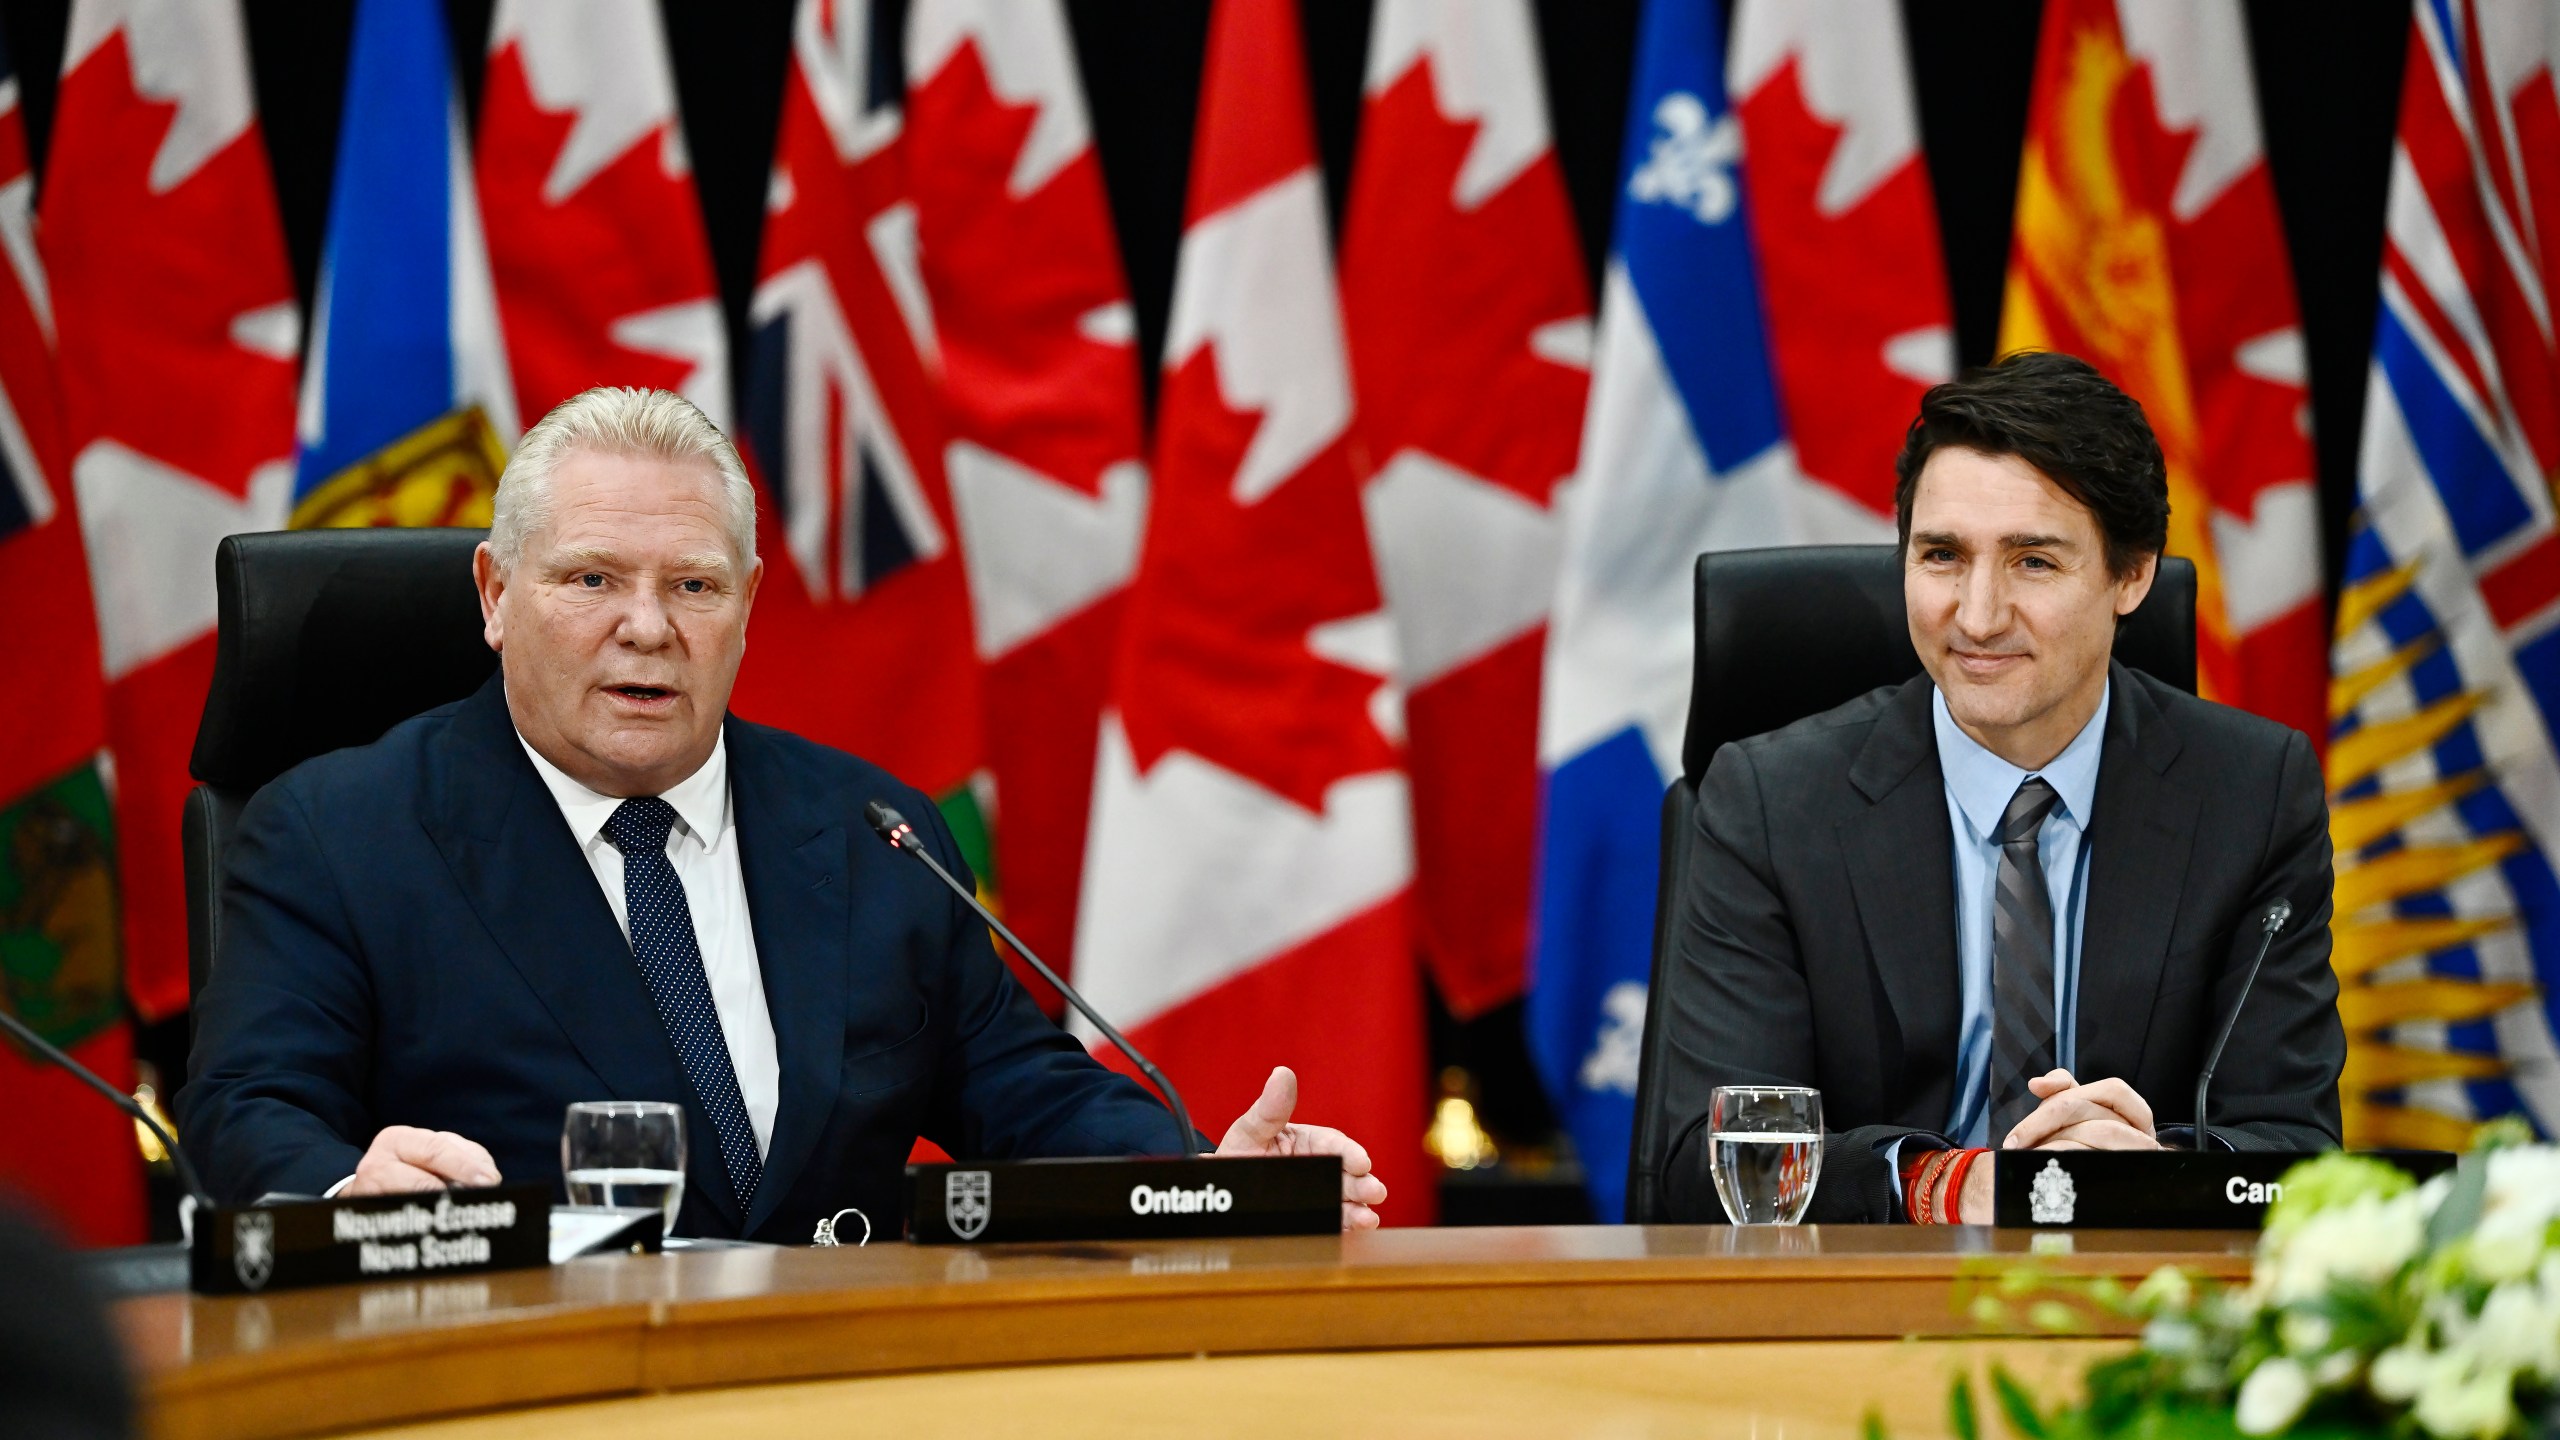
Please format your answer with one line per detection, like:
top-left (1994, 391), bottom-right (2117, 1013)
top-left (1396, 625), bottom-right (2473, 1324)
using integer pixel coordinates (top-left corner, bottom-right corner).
top-left (1338, 0), bottom-right (1591, 1023)
top-left (906, 0), bottom-right (1148, 988)
top-left (1531, 0), bottom-right (1921, 1223)
top-left (1073, 0), bottom-right (1430, 1215)
top-left (0, 22), bottom-right (138, 1247)
top-left (293, 0), bottom-right (517, 529)
top-left (479, 0), bottom-right (730, 429)
top-left (1732, 0), bottom-right (1954, 516)
top-left (736, 0), bottom-right (986, 826)
top-left (2000, 0), bottom-right (2325, 741)
top-left (41, 0), bottom-right (298, 1025)
top-left (2324, 0), bottom-right (2560, 1150)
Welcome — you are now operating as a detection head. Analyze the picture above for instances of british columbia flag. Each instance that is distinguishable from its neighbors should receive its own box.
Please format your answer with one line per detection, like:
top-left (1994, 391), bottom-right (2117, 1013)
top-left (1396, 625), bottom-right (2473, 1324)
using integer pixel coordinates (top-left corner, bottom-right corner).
top-left (2326, 0), bottom-right (2560, 1147)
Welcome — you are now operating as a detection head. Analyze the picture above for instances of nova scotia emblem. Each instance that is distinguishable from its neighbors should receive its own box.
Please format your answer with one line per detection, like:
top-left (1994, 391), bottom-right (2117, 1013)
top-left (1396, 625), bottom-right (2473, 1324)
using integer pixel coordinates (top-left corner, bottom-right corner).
top-left (945, 1170), bottom-right (991, 1241)
top-left (233, 1209), bottom-right (275, 1290)
top-left (2029, 1158), bottom-right (2077, 1225)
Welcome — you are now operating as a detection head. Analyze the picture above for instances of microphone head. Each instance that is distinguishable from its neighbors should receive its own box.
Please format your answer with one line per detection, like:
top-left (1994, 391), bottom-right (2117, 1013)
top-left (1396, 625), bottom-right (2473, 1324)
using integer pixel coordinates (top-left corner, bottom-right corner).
top-left (2264, 899), bottom-right (2295, 934)
top-left (864, 801), bottom-right (918, 850)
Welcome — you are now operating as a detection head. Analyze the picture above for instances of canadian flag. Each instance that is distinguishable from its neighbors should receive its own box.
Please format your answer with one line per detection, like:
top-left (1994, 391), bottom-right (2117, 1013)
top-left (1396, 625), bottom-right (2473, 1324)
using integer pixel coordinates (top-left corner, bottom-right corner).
top-left (906, 0), bottom-right (1147, 983)
top-left (1338, 0), bottom-right (1591, 1019)
top-left (1731, 0), bottom-right (1955, 517)
top-left (479, 0), bottom-right (730, 427)
top-left (1072, 0), bottom-right (1430, 1218)
top-left (42, 0), bottom-right (300, 1022)
top-left (734, 0), bottom-right (983, 799)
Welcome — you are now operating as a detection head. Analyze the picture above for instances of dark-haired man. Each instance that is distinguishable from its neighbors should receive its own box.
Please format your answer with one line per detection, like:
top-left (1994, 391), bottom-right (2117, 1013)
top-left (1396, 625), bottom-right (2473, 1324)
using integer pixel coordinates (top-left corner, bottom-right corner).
top-left (1657, 352), bottom-right (2344, 1225)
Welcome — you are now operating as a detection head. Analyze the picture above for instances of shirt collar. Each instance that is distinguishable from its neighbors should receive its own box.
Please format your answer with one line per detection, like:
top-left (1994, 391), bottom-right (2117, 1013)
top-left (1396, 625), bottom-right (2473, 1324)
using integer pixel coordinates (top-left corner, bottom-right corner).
top-left (516, 731), bottom-right (731, 854)
top-left (1930, 680), bottom-right (2109, 842)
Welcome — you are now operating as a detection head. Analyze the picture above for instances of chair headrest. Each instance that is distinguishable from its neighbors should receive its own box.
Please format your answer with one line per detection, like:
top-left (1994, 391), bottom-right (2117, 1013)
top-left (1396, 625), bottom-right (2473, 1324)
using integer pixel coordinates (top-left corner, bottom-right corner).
top-left (190, 528), bottom-right (497, 790)
top-left (1680, 545), bottom-right (2199, 784)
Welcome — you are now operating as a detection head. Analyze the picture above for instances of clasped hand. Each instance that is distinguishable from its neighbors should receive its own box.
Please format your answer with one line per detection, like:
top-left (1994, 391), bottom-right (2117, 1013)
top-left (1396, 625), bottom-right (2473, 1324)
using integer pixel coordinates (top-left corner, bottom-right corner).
top-left (1946, 1069), bottom-right (2162, 1222)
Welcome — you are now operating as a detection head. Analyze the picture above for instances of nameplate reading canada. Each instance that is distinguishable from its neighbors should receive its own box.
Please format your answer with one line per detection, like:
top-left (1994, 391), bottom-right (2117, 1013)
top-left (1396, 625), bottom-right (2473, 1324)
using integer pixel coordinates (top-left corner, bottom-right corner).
top-left (904, 1156), bottom-right (1339, 1244)
top-left (190, 1183), bottom-right (552, 1295)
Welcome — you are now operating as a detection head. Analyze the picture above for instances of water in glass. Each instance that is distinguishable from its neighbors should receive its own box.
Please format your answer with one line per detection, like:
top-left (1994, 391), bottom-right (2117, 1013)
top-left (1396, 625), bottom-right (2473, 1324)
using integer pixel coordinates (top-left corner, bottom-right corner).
top-left (1707, 1086), bottom-right (1822, 1225)
top-left (562, 1101), bottom-right (687, 1237)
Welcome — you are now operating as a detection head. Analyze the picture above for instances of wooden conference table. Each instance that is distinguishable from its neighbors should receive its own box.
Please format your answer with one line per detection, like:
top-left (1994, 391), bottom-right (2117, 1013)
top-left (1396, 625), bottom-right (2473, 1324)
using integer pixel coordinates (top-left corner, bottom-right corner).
top-left (120, 1226), bottom-right (2256, 1440)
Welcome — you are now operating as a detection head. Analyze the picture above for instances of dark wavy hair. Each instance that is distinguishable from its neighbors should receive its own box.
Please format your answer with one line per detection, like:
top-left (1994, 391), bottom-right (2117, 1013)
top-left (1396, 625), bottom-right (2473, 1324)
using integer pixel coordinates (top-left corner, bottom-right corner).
top-left (1892, 351), bottom-right (2169, 579)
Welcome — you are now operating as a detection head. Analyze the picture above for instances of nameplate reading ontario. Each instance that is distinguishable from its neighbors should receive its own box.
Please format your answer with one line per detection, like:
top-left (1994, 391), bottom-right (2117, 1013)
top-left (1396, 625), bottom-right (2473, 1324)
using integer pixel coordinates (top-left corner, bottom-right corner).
top-left (1992, 1150), bottom-right (2454, 1229)
top-left (904, 1156), bottom-right (1339, 1244)
top-left (190, 1183), bottom-right (552, 1295)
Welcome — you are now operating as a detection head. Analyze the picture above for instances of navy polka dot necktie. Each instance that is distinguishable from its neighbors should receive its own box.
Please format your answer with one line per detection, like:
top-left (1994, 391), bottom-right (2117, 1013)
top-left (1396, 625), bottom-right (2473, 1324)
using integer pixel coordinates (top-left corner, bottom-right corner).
top-left (602, 797), bottom-right (762, 1217)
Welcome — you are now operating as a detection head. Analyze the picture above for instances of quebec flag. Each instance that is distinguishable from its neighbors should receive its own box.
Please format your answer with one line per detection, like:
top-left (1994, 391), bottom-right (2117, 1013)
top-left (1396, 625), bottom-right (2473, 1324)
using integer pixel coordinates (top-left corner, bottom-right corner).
top-left (1530, 0), bottom-right (1889, 1222)
top-left (293, 0), bottom-right (516, 528)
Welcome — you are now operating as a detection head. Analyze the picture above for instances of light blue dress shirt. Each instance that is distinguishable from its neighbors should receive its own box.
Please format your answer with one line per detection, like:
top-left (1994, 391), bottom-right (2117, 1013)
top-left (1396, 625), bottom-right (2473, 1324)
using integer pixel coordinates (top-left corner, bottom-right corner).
top-left (1931, 681), bottom-right (2109, 1147)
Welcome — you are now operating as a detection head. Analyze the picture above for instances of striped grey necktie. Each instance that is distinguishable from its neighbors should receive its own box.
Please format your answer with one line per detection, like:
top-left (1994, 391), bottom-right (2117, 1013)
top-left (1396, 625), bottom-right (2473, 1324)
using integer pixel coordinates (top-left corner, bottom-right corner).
top-left (1989, 776), bottom-right (2062, 1144)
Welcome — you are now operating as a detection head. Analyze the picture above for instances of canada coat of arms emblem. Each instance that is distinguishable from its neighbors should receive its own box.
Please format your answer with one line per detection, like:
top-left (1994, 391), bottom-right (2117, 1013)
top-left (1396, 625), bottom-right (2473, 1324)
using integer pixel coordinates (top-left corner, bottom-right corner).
top-left (2028, 1158), bottom-right (2078, 1225)
top-left (945, 1171), bottom-right (992, 1241)
top-left (233, 1209), bottom-right (276, 1290)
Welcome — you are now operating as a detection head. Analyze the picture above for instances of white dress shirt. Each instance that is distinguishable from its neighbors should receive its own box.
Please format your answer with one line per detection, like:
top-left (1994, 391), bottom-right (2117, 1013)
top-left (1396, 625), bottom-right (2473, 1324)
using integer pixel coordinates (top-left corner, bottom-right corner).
top-left (518, 732), bottom-right (782, 1158)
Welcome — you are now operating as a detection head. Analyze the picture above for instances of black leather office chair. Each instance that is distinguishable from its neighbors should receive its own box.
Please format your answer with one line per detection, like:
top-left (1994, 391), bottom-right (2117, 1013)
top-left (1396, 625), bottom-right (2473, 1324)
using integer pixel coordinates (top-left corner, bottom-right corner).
top-left (1621, 544), bottom-right (2198, 1222)
top-left (183, 529), bottom-right (495, 1000)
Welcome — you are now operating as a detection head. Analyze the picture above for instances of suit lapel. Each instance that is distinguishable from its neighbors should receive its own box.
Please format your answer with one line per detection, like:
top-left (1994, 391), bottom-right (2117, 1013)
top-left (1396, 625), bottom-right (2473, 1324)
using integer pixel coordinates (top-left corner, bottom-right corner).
top-left (2075, 666), bottom-right (2197, 1084)
top-left (420, 677), bottom-right (744, 1235)
top-left (726, 719), bottom-right (850, 1238)
top-left (1840, 678), bottom-right (1961, 1094)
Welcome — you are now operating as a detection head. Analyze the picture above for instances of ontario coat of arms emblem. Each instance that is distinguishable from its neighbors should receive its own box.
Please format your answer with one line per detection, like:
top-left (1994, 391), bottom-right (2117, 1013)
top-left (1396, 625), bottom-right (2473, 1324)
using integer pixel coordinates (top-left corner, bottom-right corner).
top-left (2028, 1158), bottom-right (2078, 1225)
top-left (945, 1171), bottom-right (992, 1241)
top-left (233, 1209), bottom-right (276, 1290)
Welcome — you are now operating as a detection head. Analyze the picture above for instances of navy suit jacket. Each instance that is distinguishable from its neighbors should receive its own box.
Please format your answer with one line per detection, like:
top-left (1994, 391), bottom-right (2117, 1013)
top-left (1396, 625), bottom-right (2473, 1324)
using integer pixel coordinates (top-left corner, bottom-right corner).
top-left (179, 675), bottom-right (1186, 1241)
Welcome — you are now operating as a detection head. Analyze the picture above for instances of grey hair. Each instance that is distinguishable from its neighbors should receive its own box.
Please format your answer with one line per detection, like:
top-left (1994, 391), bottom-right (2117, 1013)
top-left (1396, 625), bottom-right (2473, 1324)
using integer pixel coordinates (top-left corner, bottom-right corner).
top-left (488, 386), bottom-right (758, 573)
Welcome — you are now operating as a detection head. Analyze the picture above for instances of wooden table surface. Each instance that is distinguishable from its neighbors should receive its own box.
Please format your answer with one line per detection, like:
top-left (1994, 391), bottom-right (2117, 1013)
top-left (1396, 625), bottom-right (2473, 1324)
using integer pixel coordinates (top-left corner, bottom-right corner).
top-left (122, 1225), bottom-right (2256, 1440)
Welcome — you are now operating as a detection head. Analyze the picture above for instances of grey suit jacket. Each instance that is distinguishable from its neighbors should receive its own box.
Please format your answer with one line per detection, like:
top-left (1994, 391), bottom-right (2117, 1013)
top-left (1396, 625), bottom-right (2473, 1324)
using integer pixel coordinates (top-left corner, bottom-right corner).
top-left (1660, 662), bottom-right (2345, 1224)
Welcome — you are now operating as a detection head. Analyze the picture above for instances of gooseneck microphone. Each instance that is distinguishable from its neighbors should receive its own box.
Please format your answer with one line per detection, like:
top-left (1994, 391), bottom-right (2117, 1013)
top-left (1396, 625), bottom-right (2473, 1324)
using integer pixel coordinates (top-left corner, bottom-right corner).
top-left (0, 1005), bottom-right (215, 1224)
top-left (2192, 898), bottom-right (2294, 1155)
top-left (865, 800), bottom-right (1201, 1158)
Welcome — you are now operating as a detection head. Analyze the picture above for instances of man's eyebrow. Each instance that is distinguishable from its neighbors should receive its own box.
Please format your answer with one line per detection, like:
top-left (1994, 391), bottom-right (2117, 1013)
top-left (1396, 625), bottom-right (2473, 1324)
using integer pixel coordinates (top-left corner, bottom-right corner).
top-left (1911, 530), bottom-right (1963, 547)
top-left (672, 552), bottom-right (733, 572)
top-left (2003, 533), bottom-right (2077, 549)
top-left (554, 546), bottom-right (620, 567)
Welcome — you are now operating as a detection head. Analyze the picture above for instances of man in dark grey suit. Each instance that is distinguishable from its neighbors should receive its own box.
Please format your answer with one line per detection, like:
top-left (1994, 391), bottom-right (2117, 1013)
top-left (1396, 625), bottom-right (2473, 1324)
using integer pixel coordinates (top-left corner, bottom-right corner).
top-left (1661, 353), bottom-right (2344, 1225)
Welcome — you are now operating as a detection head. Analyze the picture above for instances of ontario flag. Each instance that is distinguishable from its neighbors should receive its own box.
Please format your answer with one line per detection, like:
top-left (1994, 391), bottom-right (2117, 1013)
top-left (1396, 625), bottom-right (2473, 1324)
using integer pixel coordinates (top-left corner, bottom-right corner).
top-left (480, 0), bottom-right (730, 429)
top-left (906, 0), bottom-right (1148, 984)
top-left (1337, 0), bottom-right (1591, 1020)
top-left (1072, 0), bottom-right (1431, 1217)
top-left (2001, 0), bottom-right (2325, 740)
top-left (0, 26), bottom-right (138, 1247)
top-left (2324, 0), bottom-right (2560, 1148)
top-left (737, 0), bottom-right (984, 815)
top-left (42, 0), bottom-right (300, 1025)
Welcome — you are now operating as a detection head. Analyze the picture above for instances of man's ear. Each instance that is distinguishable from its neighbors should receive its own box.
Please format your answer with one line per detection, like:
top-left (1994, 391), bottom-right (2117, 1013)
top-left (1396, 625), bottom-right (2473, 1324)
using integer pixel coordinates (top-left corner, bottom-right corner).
top-left (473, 542), bottom-right (506, 652)
top-left (2114, 551), bottom-right (2160, 618)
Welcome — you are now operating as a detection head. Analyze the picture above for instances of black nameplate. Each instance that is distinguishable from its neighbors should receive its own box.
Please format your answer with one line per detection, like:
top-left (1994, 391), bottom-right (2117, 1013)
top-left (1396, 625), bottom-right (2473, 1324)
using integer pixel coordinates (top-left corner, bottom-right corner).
top-left (190, 1183), bottom-right (552, 1295)
top-left (1993, 1149), bottom-right (2455, 1229)
top-left (905, 1155), bottom-right (1340, 1244)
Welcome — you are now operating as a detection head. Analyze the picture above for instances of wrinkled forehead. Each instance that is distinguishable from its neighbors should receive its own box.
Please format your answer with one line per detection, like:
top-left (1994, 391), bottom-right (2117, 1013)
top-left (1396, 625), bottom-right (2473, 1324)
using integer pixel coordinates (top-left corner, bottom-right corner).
top-left (535, 450), bottom-right (739, 565)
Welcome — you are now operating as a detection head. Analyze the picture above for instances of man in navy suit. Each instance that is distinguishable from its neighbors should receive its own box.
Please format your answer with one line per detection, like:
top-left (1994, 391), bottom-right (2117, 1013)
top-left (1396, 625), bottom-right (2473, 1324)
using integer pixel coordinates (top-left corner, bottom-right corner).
top-left (179, 387), bottom-right (1388, 1241)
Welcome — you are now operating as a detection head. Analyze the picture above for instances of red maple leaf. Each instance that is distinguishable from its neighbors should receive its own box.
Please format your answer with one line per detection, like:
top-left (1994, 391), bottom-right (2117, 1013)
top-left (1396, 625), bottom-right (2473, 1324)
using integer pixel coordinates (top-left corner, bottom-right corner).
top-left (478, 42), bottom-right (727, 422)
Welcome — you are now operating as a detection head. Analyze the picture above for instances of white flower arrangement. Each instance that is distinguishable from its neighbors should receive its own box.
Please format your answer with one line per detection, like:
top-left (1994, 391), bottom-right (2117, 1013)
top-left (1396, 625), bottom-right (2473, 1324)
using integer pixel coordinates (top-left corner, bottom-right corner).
top-left (1924, 1123), bottom-right (2560, 1440)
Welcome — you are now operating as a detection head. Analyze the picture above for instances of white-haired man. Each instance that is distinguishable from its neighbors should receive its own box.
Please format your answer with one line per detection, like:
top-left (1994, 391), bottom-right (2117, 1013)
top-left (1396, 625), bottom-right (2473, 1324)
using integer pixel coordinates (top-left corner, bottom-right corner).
top-left (180, 388), bottom-right (1388, 1239)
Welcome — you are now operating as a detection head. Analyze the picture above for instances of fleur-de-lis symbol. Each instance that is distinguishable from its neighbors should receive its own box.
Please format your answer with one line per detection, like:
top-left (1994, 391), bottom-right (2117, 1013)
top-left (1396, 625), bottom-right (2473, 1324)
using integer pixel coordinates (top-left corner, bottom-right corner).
top-left (1627, 92), bottom-right (1743, 226)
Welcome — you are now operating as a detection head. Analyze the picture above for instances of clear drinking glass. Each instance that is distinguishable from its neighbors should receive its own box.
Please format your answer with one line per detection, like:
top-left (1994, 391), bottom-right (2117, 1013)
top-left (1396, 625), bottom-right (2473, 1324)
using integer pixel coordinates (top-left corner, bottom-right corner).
top-left (562, 1100), bottom-right (687, 1238)
top-left (1708, 1085), bottom-right (1823, 1226)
